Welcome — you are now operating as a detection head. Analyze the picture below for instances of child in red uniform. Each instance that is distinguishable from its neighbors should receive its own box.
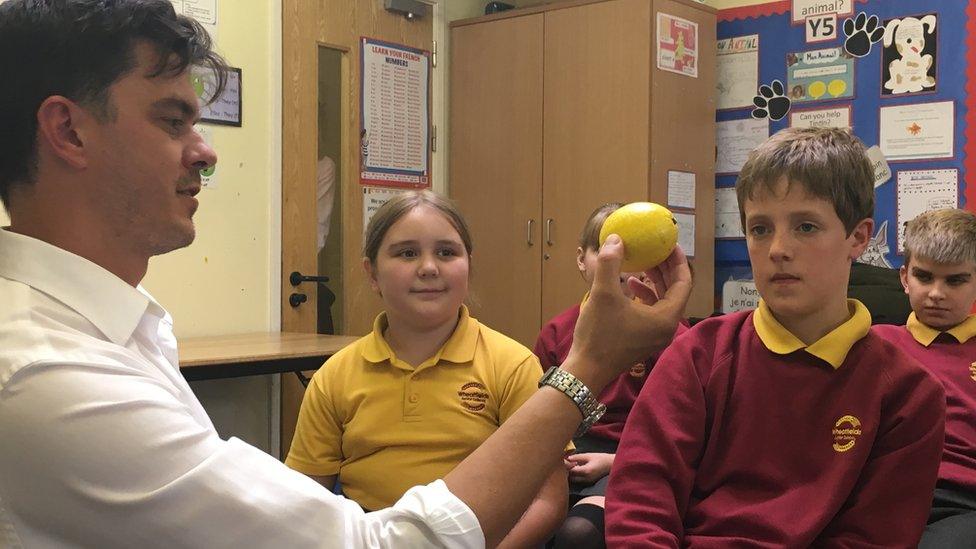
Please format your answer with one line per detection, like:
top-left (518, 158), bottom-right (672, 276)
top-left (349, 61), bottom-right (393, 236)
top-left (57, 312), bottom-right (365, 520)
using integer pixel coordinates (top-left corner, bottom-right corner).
top-left (873, 208), bottom-right (976, 548)
top-left (535, 203), bottom-right (686, 549)
top-left (606, 128), bottom-right (946, 547)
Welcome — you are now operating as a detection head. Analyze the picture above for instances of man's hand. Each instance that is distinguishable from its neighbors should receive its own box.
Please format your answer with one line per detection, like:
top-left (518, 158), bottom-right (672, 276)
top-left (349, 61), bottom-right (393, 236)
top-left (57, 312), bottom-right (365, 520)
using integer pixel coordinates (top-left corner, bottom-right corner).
top-left (567, 453), bottom-right (614, 485)
top-left (564, 235), bottom-right (692, 392)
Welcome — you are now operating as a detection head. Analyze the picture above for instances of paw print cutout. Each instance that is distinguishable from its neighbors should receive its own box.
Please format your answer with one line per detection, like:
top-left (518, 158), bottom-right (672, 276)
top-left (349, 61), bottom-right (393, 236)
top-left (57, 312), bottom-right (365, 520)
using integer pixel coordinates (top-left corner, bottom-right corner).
top-left (752, 80), bottom-right (791, 121)
top-left (844, 12), bottom-right (884, 58)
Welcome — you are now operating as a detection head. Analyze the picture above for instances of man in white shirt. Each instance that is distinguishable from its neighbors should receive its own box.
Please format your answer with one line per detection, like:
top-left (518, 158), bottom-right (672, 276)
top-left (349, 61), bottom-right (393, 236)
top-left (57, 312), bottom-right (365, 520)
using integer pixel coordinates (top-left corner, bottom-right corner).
top-left (0, 1), bottom-right (691, 547)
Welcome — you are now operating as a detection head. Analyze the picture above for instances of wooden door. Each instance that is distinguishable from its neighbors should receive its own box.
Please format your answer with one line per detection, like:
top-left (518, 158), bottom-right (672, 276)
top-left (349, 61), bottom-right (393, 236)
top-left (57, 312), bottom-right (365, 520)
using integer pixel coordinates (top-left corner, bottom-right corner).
top-left (450, 14), bottom-right (545, 348)
top-left (281, 0), bottom-right (432, 458)
top-left (541, 0), bottom-right (652, 322)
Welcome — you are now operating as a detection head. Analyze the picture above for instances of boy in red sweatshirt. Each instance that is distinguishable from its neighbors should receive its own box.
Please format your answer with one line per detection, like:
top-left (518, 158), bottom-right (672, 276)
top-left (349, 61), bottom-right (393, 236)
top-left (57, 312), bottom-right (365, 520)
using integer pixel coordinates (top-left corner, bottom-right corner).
top-left (873, 208), bottom-right (976, 548)
top-left (606, 128), bottom-right (946, 547)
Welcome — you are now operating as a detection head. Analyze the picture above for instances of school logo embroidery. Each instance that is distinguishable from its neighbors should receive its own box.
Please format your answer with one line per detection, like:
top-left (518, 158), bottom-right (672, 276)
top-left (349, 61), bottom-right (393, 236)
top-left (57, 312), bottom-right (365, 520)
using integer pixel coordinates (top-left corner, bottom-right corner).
top-left (832, 415), bottom-right (862, 453)
top-left (970, 362), bottom-right (976, 382)
top-left (458, 382), bottom-right (489, 412)
top-left (629, 362), bottom-right (647, 378)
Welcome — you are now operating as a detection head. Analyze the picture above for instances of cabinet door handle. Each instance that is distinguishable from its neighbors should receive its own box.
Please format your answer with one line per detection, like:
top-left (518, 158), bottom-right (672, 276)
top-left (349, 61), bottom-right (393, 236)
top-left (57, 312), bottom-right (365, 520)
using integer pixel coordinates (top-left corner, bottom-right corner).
top-left (546, 218), bottom-right (554, 246)
top-left (527, 219), bottom-right (535, 247)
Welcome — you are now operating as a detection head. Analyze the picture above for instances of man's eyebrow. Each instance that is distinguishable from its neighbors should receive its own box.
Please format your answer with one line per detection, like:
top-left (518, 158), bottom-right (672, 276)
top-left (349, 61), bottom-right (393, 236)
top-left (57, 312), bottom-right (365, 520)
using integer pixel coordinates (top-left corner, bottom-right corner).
top-left (152, 97), bottom-right (200, 120)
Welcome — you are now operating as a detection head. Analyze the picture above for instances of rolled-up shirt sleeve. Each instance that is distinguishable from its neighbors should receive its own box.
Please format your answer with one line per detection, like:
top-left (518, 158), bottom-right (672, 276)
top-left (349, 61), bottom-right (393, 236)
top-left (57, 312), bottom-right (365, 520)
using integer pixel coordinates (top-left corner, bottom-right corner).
top-left (0, 361), bottom-right (484, 549)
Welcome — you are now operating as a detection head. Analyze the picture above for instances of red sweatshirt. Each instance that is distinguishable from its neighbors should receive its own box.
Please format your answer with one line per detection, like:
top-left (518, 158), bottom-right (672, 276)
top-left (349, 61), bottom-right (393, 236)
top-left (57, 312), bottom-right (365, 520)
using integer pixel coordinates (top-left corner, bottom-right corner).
top-left (874, 314), bottom-right (976, 495)
top-left (534, 303), bottom-right (686, 442)
top-left (606, 301), bottom-right (946, 548)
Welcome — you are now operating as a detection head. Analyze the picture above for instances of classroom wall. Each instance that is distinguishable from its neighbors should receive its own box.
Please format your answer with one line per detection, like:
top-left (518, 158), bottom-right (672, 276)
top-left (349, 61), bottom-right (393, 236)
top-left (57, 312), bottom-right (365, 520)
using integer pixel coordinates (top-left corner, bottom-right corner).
top-left (142, 0), bottom-right (282, 453)
top-left (142, 0), bottom-right (280, 339)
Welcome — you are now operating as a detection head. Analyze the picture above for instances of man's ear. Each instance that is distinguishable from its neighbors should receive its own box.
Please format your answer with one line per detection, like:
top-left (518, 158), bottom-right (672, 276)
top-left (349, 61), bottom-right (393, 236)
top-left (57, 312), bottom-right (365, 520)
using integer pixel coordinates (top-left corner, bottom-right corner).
top-left (35, 96), bottom-right (91, 170)
top-left (848, 218), bottom-right (874, 260)
top-left (899, 264), bottom-right (910, 293)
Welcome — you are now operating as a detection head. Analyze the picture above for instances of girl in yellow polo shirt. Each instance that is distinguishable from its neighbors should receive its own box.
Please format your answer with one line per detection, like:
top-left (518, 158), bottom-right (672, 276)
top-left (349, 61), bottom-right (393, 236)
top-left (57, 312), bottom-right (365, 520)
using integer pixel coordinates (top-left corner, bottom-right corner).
top-left (286, 190), bottom-right (567, 547)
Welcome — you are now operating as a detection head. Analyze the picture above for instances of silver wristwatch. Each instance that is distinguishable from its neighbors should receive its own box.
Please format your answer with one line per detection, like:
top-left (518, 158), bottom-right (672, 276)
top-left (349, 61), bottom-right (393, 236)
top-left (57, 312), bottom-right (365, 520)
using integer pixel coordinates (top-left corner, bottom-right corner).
top-left (539, 366), bottom-right (606, 438)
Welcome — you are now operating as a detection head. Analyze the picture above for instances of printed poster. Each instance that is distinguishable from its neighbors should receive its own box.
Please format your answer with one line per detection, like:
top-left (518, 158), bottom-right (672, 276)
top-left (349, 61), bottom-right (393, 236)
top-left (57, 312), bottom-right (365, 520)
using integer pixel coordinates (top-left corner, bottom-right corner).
top-left (717, 35), bottom-right (759, 110)
top-left (895, 169), bottom-right (958, 253)
top-left (880, 101), bottom-right (954, 161)
top-left (657, 13), bottom-right (699, 78)
top-left (360, 38), bottom-right (431, 188)
top-left (786, 47), bottom-right (855, 103)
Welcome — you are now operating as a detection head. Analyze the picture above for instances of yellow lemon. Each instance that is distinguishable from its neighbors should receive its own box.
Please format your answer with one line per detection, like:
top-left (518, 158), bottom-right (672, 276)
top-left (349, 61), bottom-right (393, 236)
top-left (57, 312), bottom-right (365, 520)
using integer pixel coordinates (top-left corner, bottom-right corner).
top-left (599, 202), bottom-right (678, 272)
top-left (808, 80), bottom-right (827, 99)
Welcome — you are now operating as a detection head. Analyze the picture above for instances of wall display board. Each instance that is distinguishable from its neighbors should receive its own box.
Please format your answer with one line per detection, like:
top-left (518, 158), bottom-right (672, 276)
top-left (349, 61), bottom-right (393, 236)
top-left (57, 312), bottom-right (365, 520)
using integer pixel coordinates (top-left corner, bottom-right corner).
top-left (714, 0), bottom-right (974, 304)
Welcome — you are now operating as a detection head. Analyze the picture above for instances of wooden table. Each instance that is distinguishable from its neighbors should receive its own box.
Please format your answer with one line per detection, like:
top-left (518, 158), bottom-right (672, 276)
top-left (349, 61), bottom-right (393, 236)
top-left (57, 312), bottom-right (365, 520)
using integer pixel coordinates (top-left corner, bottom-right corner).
top-left (178, 332), bottom-right (359, 381)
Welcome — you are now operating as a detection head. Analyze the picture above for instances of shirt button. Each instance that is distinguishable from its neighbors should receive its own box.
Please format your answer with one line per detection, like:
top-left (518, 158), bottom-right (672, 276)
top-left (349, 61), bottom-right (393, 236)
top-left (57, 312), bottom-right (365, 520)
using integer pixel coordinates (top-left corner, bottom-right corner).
top-left (409, 394), bottom-right (419, 403)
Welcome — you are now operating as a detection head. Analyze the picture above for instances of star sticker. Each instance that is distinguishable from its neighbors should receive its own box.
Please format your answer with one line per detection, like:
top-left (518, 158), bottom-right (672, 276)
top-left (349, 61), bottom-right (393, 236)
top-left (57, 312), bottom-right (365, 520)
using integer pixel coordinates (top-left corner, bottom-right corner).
top-left (907, 123), bottom-right (922, 136)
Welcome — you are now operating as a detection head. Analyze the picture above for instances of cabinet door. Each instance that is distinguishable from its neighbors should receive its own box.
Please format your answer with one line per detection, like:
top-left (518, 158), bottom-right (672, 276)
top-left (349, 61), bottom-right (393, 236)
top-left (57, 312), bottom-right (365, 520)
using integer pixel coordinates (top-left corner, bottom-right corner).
top-left (450, 14), bottom-right (544, 348)
top-left (542, 0), bottom-right (652, 322)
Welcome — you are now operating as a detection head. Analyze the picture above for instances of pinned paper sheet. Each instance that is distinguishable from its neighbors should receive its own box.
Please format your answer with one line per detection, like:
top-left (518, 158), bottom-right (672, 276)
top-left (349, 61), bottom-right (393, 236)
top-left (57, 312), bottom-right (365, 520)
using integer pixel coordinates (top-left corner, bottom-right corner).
top-left (717, 35), bottom-right (759, 110)
top-left (715, 187), bottom-right (744, 239)
top-left (880, 101), bottom-right (954, 161)
top-left (896, 169), bottom-right (958, 253)
top-left (722, 279), bottom-right (759, 313)
top-left (363, 186), bottom-right (410, 237)
top-left (716, 118), bottom-right (769, 174)
top-left (864, 146), bottom-right (891, 188)
top-left (195, 125), bottom-right (217, 189)
top-left (667, 171), bottom-right (696, 210)
top-left (674, 212), bottom-right (696, 258)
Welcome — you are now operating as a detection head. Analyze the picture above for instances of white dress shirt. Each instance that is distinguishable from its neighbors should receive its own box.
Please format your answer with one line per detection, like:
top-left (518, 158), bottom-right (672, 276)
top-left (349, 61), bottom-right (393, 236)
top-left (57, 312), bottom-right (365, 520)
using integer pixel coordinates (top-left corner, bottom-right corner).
top-left (0, 228), bottom-right (483, 548)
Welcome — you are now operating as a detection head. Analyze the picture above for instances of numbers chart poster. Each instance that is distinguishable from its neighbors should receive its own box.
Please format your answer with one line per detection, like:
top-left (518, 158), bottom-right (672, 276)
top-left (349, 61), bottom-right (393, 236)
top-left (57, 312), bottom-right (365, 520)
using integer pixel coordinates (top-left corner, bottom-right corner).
top-left (360, 38), bottom-right (431, 189)
top-left (714, 0), bottom-right (974, 288)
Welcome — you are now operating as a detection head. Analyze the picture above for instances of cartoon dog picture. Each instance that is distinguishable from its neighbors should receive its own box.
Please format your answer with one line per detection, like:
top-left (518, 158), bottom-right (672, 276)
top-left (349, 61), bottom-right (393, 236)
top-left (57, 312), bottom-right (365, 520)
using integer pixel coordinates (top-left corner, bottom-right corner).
top-left (882, 14), bottom-right (937, 95)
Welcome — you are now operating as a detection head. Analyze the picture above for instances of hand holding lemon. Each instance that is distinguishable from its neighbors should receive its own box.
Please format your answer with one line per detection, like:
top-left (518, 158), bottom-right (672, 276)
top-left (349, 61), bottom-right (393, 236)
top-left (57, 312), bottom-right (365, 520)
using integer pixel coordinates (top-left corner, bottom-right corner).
top-left (599, 202), bottom-right (679, 272)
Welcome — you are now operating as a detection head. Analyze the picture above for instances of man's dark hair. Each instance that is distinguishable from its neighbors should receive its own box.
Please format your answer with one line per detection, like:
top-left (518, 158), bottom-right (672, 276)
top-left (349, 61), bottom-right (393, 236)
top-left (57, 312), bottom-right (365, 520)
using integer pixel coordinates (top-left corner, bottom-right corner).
top-left (0, 0), bottom-right (228, 205)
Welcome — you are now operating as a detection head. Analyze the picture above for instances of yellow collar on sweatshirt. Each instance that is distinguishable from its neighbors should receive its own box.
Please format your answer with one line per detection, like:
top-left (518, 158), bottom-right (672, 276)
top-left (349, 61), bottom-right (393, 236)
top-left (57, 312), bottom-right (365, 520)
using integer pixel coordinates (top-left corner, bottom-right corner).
top-left (753, 299), bottom-right (871, 369)
top-left (907, 313), bottom-right (976, 346)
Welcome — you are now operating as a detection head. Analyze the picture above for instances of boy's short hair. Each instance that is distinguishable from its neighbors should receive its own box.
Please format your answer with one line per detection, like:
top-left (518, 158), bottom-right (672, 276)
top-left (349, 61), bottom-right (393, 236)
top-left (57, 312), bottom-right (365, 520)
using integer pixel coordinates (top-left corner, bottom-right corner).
top-left (736, 127), bottom-right (875, 234)
top-left (903, 208), bottom-right (976, 266)
top-left (579, 203), bottom-right (623, 251)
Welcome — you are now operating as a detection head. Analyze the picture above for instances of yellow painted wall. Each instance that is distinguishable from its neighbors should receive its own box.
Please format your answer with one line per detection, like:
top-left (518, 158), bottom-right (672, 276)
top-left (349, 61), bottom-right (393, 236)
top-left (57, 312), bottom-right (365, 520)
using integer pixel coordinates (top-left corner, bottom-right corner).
top-left (143, 0), bottom-right (280, 338)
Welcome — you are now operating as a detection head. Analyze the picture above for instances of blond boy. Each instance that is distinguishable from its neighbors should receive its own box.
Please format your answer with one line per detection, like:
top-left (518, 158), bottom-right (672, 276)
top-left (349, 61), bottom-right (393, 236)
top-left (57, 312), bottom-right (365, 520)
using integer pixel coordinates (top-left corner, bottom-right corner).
top-left (874, 208), bottom-right (976, 548)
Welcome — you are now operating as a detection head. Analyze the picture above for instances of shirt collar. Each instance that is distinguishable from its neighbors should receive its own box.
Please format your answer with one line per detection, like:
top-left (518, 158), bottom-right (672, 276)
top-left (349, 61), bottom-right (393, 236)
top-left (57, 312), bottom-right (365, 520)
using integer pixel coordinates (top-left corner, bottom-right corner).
top-left (0, 228), bottom-right (157, 345)
top-left (753, 298), bottom-right (871, 369)
top-left (361, 305), bottom-right (479, 370)
top-left (906, 312), bottom-right (976, 346)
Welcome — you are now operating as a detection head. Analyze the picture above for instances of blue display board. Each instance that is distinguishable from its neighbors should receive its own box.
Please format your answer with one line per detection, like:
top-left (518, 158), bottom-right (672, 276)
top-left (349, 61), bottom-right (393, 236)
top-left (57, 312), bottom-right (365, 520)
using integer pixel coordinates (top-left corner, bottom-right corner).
top-left (714, 0), bottom-right (975, 303)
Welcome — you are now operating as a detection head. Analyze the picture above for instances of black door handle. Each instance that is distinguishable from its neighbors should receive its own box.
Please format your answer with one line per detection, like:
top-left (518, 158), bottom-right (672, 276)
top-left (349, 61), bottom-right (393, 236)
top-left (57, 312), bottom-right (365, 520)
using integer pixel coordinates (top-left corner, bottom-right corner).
top-left (289, 293), bottom-right (308, 307)
top-left (290, 271), bottom-right (330, 286)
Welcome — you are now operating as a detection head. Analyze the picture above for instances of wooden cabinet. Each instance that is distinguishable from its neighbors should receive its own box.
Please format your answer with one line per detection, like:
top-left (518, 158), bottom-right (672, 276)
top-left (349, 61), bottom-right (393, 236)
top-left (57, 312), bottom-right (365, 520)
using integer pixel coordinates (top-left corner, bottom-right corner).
top-left (450, 0), bottom-right (716, 347)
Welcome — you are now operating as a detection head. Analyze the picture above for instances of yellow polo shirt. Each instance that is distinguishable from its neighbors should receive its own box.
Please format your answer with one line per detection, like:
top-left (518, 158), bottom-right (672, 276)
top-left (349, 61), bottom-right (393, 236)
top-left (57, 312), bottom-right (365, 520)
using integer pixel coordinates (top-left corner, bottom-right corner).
top-left (285, 306), bottom-right (543, 510)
